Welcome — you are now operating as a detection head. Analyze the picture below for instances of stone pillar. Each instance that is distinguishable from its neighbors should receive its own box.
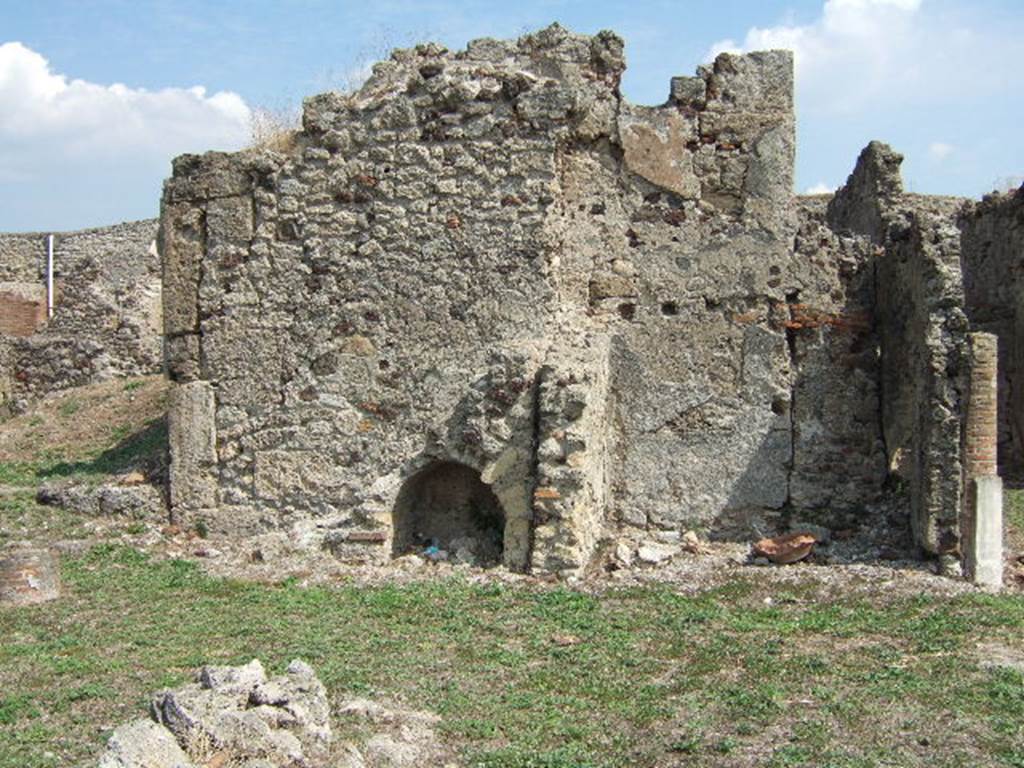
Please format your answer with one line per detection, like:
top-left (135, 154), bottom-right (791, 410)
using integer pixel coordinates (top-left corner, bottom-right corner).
top-left (530, 337), bottom-right (611, 577)
top-left (966, 477), bottom-right (1003, 588)
top-left (168, 380), bottom-right (218, 526)
top-left (962, 332), bottom-right (1003, 587)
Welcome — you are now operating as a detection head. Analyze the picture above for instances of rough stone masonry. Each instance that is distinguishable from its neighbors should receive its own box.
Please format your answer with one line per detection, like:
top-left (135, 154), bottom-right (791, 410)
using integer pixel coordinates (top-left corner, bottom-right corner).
top-left (160, 24), bottom-right (1021, 577)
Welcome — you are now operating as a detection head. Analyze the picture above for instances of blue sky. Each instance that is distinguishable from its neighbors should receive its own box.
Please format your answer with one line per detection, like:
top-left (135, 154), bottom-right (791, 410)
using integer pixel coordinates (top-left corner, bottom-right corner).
top-left (1, 0), bottom-right (1022, 231)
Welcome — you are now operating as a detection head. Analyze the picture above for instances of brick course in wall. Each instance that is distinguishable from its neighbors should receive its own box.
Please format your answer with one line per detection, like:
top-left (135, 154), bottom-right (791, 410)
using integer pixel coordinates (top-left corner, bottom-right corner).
top-left (0, 287), bottom-right (46, 337)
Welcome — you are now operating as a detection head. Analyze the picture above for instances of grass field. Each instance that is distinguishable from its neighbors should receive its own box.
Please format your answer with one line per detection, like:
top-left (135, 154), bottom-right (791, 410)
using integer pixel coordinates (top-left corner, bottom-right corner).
top-left (0, 376), bottom-right (167, 488)
top-left (2, 541), bottom-right (1024, 767)
top-left (1, 381), bottom-right (1023, 767)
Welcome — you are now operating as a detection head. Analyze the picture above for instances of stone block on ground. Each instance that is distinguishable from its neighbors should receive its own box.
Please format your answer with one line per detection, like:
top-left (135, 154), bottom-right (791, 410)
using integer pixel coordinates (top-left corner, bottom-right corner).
top-left (150, 658), bottom-right (331, 768)
top-left (0, 546), bottom-right (61, 605)
top-left (96, 719), bottom-right (196, 768)
top-left (636, 543), bottom-right (679, 565)
top-left (37, 480), bottom-right (166, 520)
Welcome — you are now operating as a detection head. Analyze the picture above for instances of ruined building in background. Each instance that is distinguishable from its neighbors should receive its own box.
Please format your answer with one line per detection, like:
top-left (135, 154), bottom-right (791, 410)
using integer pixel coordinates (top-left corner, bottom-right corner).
top-left (157, 24), bottom-right (1020, 576)
top-left (0, 221), bottom-right (163, 415)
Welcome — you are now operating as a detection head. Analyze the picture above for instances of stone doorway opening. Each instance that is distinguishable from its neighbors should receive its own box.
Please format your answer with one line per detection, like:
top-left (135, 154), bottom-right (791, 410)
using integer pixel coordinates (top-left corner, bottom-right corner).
top-left (392, 461), bottom-right (506, 566)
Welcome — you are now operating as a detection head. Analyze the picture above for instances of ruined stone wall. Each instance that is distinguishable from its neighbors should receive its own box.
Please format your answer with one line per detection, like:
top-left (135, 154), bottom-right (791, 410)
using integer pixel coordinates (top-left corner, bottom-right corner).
top-left (788, 198), bottom-right (887, 522)
top-left (828, 144), bottom-right (971, 556)
top-left (877, 204), bottom-right (969, 556)
top-left (0, 233), bottom-right (51, 340)
top-left (959, 188), bottom-right (1024, 479)
top-left (0, 220), bottom-right (162, 412)
top-left (162, 26), bottom-right (903, 574)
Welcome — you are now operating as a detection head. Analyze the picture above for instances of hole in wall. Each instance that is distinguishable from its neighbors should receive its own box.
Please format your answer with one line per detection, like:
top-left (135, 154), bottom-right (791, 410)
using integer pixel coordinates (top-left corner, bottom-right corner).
top-left (618, 303), bottom-right (636, 320)
top-left (660, 301), bottom-right (679, 316)
top-left (392, 461), bottom-right (505, 566)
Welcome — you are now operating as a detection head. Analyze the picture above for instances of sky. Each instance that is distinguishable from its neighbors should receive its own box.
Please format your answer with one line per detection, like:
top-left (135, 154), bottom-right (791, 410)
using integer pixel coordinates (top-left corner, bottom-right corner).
top-left (1, 0), bottom-right (1022, 231)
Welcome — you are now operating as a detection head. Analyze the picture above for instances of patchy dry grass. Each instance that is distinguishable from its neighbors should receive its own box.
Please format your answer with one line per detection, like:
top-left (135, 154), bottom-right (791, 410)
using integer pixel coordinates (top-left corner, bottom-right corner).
top-left (249, 105), bottom-right (301, 154)
top-left (0, 376), bottom-right (167, 486)
top-left (1, 548), bottom-right (1023, 767)
top-left (1006, 487), bottom-right (1024, 539)
top-left (0, 492), bottom-right (94, 548)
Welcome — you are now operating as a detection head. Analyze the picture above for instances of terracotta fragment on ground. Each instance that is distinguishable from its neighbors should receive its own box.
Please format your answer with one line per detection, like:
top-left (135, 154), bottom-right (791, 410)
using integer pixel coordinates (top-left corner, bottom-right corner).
top-left (753, 533), bottom-right (816, 564)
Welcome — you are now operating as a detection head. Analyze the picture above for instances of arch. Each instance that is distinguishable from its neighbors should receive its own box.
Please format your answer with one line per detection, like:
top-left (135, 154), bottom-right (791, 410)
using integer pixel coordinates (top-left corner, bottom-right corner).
top-left (391, 460), bottom-right (506, 566)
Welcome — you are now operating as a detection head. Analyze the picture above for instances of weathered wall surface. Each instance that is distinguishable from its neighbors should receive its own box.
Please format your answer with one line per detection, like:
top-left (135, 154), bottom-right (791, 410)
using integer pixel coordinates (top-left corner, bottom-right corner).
top-left (162, 25), bottom-right (991, 573)
top-left (0, 220), bottom-right (162, 412)
top-left (960, 189), bottom-right (1024, 479)
top-left (878, 205), bottom-right (969, 556)
top-left (828, 143), bottom-right (971, 556)
top-left (788, 198), bottom-right (887, 520)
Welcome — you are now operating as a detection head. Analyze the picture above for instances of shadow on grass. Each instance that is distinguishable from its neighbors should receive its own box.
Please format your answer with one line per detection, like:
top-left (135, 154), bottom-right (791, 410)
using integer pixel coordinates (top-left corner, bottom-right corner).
top-left (38, 417), bottom-right (168, 481)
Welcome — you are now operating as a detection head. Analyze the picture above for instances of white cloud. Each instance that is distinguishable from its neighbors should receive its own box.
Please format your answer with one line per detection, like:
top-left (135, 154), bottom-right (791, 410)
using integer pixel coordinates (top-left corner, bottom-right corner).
top-left (0, 42), bottom-right (251, 228)
top-left (928, 141), bottom-right (954, 161)
top-left (804, 182), bottom-right (835, 195)
top-left (705, 0), bottom-right (1017, 116)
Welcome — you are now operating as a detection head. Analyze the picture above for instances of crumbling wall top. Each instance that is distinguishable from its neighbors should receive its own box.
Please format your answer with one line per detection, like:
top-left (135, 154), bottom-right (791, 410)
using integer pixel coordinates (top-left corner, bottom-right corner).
top-left (827, 140), bottom-right (904, 241)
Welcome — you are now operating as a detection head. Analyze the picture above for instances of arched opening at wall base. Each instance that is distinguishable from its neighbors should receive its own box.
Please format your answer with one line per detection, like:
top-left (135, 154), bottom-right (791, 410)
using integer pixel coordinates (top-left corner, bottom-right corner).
top-left (391, 461), bottom-right (506, 567)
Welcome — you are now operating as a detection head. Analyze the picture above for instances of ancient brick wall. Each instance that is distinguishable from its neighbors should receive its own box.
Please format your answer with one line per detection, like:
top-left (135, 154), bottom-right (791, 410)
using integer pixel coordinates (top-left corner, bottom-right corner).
top-left (0, 220), bottom-right (162, 412)
top-left (160, 25), bottom-right (911, 575)
top-left (0, 234), bottom-right (51, 340)
top-left (787, 198), bottom-right (887, 523)
top-left (878, 207), bottom-right (969, 556)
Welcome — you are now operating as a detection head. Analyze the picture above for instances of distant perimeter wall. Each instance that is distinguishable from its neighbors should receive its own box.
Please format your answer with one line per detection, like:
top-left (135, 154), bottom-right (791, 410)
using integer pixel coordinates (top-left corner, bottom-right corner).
top-left (0, 220), bottom-right (162, 414)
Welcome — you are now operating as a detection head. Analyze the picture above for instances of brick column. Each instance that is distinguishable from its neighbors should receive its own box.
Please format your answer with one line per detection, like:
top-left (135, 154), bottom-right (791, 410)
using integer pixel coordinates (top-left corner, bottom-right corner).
top-left (963, 332), bottom-right (1002, 587)
top-left (964, 333), bottom-right (999, 478)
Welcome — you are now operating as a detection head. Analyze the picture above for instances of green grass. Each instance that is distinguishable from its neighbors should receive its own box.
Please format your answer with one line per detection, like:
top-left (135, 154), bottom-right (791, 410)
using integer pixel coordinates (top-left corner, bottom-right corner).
top-left (0, 417), bottom-right (166, 487)
top-left (1006, 488), bottom-right (1024, 533)
top-left (57, 399), bottom-right (81, 418)
top-left (1, 378), bottom-right (1021, 765)
top-left (1, 547), bottom-right (1023, 767)
top-left (0, 493), bottom-right (93, 547)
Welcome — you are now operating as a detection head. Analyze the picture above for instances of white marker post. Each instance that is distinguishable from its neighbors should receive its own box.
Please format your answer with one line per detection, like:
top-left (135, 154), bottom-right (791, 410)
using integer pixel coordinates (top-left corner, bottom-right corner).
top-left (46, 234), bottom-right (54, 319)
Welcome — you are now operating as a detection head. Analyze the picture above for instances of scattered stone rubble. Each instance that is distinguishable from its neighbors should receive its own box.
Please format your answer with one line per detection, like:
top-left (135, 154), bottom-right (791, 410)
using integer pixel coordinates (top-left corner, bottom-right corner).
top-left (97, 659), bottom-right (452, 768)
